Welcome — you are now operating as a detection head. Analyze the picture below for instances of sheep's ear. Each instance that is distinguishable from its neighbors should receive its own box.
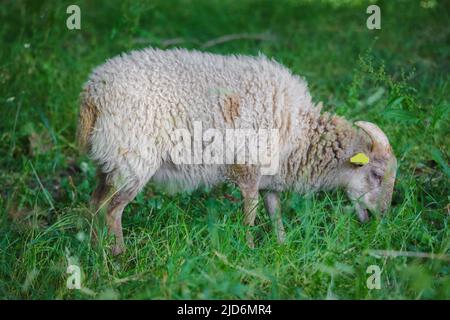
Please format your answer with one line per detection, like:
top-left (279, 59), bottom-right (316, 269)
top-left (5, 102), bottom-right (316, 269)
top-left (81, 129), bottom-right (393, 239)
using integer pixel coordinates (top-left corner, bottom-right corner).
top-left (350, 152), bottom-right (370, 165)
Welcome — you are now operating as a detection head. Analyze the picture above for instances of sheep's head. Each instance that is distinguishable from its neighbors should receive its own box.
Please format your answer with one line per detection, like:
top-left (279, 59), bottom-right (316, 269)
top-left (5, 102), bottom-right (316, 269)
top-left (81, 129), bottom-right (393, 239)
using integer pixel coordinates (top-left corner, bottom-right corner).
top-left (344, 121), bottom-right (397, 222)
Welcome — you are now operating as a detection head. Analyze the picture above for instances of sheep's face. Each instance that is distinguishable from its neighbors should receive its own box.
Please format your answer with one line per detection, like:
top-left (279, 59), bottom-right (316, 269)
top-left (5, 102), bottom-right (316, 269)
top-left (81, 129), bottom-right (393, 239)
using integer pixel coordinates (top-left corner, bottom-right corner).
top-left (345, 153), bottom-right (397, 222)
top-left (344, 122), bottom-right (397, 222)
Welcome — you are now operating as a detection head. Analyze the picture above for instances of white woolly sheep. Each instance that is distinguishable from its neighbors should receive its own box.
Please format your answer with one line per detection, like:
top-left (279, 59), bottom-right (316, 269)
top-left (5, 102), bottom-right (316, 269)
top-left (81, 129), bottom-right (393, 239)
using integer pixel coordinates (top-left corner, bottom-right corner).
top-left (77, 48), bottom-right (397, 255)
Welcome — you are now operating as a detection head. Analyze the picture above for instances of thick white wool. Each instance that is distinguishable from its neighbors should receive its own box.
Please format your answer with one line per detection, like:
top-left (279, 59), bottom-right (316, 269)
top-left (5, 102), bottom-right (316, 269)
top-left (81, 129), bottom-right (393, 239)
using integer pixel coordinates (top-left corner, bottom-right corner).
top-left (81, 48), bottom-right (324, 193)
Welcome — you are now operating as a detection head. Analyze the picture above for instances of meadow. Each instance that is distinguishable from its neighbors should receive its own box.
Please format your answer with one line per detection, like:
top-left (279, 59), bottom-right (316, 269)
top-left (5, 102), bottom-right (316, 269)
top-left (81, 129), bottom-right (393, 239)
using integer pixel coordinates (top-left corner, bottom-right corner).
top-left (0, 0), bottom-right (448, 299)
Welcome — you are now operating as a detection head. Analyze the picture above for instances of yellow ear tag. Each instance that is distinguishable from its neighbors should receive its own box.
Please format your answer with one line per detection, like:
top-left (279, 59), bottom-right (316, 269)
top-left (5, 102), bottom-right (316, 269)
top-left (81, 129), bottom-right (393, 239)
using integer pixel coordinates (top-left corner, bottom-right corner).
top-left (350, 152), bottom-right (370, 165)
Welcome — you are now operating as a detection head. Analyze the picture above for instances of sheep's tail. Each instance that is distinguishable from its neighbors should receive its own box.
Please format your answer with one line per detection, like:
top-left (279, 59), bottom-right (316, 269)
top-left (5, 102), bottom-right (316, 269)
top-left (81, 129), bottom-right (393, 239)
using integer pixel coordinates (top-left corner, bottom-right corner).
top-left (77, 93), bottom-right (98, 152)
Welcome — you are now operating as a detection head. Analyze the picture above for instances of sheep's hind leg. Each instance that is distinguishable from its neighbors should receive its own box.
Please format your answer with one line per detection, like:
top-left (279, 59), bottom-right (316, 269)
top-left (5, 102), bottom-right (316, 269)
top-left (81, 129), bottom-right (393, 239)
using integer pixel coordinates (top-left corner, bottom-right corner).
top-left (90, 172), bottom-right (112, 245)
top-left (106, 184), bottom-right (140, 256)
top-left (90, 172), bottom-right (141, 256)
top-left (263, 191), bottom-right (286, 244)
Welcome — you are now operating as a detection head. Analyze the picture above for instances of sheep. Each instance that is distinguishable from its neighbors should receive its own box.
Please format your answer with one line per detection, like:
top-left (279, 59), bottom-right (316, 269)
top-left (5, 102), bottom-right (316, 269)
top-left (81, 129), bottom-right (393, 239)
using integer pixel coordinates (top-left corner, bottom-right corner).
top-left (77, 47), bottom-right (397, 255)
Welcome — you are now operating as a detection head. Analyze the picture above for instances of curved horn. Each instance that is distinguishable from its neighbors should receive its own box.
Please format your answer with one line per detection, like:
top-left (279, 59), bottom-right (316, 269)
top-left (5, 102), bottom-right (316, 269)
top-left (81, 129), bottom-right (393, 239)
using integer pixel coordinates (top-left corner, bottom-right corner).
top-left (355, 121), bottom-right (391, 154)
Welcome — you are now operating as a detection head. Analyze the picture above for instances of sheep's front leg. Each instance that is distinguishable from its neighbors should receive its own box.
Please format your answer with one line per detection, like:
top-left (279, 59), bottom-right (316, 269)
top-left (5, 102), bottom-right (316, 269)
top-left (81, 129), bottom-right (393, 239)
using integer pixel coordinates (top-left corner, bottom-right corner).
top-left (241, 187), bottom-right (259, 248)
top-left (229, 165), bottom-right (261, 248)
top-left (263, 191), bottom-right (286, 243)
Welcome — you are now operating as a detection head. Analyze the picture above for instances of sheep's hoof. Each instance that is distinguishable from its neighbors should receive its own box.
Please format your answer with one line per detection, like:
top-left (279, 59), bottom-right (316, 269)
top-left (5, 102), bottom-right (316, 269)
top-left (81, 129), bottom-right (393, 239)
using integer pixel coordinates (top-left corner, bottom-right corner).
top-left (277, 232), bottom-right (286, 244)
top-left (246, 231), bottom-right (255, 249)
top-left (357, 208), bottom-right (370, 223)
top-left (111, 245), bottom-right (125, 256)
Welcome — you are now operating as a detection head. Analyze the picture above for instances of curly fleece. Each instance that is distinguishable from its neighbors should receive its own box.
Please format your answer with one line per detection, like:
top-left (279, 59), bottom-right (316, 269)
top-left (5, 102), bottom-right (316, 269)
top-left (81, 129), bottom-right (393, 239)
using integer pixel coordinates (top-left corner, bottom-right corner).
top-left (78, 47), bottom-right (368, 194)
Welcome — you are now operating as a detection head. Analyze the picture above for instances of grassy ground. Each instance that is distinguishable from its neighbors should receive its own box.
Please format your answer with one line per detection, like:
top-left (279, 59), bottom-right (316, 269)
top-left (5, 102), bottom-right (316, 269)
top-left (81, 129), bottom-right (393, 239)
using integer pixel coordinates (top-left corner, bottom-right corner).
top-left (0, 0), bottom-right (449, 299)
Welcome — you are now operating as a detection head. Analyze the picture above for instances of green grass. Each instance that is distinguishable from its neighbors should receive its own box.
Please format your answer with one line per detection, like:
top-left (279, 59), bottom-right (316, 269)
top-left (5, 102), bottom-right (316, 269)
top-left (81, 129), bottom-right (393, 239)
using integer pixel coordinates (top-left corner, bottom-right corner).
top-left (0, 0), bottom-right (449, 299)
